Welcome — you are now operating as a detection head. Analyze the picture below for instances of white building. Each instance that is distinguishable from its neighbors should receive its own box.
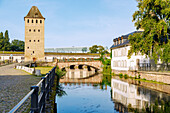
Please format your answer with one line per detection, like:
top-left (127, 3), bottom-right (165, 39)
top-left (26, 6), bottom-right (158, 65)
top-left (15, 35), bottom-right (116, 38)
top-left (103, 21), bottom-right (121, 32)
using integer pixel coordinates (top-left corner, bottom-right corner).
top-left (110, 31), bottom-right (150, 71)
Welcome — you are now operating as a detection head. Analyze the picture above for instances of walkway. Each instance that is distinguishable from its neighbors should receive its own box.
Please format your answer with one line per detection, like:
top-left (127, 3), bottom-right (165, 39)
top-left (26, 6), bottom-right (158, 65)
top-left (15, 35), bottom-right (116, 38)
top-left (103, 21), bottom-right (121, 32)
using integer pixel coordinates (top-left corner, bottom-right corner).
top-left (0, 64), bottom-right (40, 112)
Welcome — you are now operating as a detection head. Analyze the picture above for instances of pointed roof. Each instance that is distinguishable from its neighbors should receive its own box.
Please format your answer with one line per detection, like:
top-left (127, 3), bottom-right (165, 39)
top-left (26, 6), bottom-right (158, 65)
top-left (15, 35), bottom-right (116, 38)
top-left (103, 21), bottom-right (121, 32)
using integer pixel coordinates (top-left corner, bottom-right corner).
top-left (24, 6), bottom-right (45, 20)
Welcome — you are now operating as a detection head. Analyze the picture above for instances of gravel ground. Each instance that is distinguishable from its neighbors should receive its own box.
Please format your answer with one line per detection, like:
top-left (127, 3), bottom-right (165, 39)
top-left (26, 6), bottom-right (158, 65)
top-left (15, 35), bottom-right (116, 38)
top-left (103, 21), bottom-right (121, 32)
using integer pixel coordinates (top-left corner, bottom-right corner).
top-left (0, 64), bottom-right (41, 112)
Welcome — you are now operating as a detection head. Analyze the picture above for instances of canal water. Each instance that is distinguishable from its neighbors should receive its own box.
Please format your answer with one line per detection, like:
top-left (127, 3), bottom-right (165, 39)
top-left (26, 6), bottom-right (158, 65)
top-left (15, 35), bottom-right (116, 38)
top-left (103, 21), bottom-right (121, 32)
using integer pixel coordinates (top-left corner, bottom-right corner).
top-left (55, 69), bottom-right (170, 113)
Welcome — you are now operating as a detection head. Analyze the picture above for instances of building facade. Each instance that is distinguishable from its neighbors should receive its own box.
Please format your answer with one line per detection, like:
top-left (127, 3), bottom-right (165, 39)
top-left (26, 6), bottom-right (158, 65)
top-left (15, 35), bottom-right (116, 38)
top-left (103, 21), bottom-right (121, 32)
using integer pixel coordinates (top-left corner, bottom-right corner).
top-left (110, 31), bottom-right (150, 71)
top-left (24, 6), bottom-right (45, 61)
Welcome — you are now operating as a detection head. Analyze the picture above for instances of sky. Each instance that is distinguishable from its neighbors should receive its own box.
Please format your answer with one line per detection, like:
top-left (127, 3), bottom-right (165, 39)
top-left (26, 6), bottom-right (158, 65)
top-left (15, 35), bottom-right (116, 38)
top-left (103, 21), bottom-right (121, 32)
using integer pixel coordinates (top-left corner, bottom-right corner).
top-left (0, 0), bottom-right (138, 48)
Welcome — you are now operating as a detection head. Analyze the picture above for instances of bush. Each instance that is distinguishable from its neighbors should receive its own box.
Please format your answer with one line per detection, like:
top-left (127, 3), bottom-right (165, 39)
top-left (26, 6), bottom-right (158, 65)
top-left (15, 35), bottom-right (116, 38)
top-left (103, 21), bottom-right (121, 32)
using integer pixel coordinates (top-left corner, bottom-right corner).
top-left (138, 74), bottom-right (141, 79)
top-left (142, 78), bottom-right (146, 80)
top-left (119, 73), bottom-right (123, 78)
top-left (124, 74), bottom-right (128, 79)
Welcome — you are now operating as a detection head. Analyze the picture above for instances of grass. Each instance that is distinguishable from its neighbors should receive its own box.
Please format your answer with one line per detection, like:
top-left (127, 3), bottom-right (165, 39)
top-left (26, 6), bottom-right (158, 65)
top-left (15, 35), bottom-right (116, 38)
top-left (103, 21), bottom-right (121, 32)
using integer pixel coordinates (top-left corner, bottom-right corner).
top-left (34, 66), bottom-right (53, 75)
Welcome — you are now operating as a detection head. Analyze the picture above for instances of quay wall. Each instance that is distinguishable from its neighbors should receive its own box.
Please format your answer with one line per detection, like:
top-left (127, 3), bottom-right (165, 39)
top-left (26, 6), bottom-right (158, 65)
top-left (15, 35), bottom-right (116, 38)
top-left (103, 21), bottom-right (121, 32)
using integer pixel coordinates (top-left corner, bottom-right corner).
top-left (112, 70), bottom-right (170, 84)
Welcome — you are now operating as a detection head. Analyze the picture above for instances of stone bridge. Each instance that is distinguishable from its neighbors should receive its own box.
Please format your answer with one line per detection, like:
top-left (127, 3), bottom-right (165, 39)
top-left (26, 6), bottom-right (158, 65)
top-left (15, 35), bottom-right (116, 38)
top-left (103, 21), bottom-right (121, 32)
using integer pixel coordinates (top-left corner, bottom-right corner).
top-left (57, 60), bottom-right (103, 72)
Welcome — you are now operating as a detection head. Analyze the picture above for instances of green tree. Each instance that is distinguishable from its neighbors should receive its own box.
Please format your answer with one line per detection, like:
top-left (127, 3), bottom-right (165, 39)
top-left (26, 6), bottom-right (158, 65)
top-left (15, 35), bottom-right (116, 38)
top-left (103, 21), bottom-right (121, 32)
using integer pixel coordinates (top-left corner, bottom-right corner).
top-left (82, 47), bottom-right (87, 53)
top-left (3, 30), bottom-right (10, 51)
top-left (11, 39), bottom-right (25, 51)
top-left (89, 45), bottom-right (98, 53)
top-left (128, 0), bottom-right (170, 63)
top-left (0, 30), bottom-right (10, 51)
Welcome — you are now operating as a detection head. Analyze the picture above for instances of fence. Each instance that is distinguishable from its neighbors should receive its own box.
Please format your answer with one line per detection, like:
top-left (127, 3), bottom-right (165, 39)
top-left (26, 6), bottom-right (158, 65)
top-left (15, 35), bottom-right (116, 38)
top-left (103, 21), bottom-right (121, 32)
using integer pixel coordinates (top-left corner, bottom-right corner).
top-left (138, 63), bottom-right (170, 72)
top-left (9, 66), bottom-right (56, 113)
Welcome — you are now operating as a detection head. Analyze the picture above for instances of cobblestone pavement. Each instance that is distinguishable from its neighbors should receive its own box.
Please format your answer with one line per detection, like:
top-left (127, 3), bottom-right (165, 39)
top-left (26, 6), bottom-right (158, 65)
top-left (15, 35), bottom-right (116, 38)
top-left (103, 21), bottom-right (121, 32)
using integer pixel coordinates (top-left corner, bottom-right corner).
top-left (0, 64), bottom-right (41, 112)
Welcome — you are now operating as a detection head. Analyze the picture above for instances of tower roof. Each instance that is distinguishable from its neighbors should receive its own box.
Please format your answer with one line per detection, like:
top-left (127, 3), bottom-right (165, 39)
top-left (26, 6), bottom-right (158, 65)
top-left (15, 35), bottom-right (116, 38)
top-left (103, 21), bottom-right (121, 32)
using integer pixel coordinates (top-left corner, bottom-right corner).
top-left (24, 6), bottom-right (45, 20)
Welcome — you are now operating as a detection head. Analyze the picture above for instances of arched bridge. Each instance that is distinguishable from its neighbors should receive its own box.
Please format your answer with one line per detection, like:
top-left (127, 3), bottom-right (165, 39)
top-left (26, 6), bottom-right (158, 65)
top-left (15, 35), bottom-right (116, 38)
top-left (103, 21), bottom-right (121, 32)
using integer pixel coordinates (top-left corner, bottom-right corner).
top-left (57, 59), bottom-right (103, 72)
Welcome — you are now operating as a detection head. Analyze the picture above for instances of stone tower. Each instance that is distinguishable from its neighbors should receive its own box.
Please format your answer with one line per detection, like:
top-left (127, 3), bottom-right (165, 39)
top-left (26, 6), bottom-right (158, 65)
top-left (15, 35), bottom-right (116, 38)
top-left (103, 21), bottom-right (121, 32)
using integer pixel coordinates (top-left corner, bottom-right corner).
top-left (24, 6), bottom-right (45, 61)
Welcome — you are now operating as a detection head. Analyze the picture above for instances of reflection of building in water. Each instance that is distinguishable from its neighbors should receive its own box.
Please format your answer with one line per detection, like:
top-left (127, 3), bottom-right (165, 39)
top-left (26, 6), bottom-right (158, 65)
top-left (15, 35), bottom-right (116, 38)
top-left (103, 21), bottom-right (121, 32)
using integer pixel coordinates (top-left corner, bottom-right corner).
top-left (65, 65), bottom-right (96, 79)
top-left (60, 71), bottom-right (102, 84)
top-left (111, 78), bottom-right (170, 112)
top-left (111, 78), bottom-right (150, 112)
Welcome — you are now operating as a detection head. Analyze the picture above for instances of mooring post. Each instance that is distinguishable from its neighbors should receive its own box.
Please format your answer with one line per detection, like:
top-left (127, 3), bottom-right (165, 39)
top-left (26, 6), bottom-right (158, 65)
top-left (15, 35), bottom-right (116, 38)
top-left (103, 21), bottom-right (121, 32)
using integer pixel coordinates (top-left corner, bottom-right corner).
top-left (41, 77), bottom-right (46, 112)
top-left (30, 86), bottom-right (39, 113)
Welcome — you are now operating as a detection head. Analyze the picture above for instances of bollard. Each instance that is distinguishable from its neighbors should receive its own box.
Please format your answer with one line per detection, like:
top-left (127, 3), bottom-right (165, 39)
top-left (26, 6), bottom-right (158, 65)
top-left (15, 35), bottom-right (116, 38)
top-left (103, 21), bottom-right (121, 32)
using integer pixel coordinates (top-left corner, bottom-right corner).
top-left (41, 77), bottom-right (46, 112)
top-left (30, 86), bottom-right (39, 113)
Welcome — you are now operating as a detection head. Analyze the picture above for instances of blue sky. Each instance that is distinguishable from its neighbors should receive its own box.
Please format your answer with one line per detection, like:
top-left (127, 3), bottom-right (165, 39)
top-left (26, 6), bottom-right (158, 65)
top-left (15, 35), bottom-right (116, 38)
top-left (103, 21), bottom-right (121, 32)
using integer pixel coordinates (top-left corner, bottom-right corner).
top-left (0, 0), bottom-right (138, 48)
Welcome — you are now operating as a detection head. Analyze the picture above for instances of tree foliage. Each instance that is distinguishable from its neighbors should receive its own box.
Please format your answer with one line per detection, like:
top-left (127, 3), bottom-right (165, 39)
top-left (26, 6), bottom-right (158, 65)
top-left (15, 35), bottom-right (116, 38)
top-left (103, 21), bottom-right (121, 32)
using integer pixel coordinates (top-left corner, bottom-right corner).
top-left (11, 39), bottom-right (24, 51)
top-left (89, 45), bottom-right (108, 54)
top-left (0, 30), bottom-right (10, 51)
top-left (128, 0), bottom-right (170, 63)
top-left (0, 30), bottom-right (25, 51)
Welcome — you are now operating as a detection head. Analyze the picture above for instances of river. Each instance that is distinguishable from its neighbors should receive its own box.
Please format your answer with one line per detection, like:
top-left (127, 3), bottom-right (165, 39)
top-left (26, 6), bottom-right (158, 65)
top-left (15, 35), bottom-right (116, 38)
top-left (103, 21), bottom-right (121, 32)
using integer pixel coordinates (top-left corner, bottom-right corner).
top-left (55, 69), bottom-right (170, 113)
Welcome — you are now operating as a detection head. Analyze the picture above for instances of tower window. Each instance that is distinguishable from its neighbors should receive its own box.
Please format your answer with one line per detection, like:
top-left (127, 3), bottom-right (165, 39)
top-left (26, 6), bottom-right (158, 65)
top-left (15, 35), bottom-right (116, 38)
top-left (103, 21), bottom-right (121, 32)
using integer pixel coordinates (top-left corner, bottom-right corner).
top-left (27, 19), bottom-right (29, 23)
top-left (38, 29), bottom-right (40, 32)
top-left (32, 19), bottom-right (33, 23)
top-left (27, 47), bottom-right (29, 49)
top-left (40, 20), bottom-right (42, 23)
top-left (29, 29), bottom-right (31, 32)
top-left (29, 40), bottom-right (31, 42)
top-left (34, 40), bottom-right (36, 42)
top-left (33, 51), bottom-right (34, 54)
top-left (38, 40), bottom-right (40, 42)
top-left (34, 29), bottom-right (36, 32)
top-left (36, 20), bottom-right (38, 23)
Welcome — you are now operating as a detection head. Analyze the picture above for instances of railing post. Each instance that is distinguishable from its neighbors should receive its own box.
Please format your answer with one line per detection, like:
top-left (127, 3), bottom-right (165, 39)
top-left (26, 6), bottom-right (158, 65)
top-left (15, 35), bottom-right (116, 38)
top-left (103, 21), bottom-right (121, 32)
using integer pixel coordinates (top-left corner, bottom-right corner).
top-left (41, 77), bottom-right (46, 112)
top-left (49, 71), bottom-right (52, 92)
top-left (30, 86), bottom-right (39, 113)
top-left (46, 73), bottom-right (50, 101)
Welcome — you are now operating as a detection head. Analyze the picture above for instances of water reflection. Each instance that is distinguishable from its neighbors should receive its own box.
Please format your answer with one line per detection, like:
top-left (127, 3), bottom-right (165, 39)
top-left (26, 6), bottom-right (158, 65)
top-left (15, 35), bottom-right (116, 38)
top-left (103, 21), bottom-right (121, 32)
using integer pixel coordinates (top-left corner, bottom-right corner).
top-left (55, 69), bottom-right (170, 113)
top-left (111, 77), bottom-right (170, 112)
top-left (64, 69), bottom-right (96, 79)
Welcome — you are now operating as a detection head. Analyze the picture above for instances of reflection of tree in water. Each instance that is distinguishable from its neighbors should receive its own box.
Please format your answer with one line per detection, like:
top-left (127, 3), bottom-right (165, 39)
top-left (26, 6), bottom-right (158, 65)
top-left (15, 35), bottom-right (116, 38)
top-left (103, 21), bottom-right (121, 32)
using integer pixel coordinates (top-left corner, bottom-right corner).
top-left (56, 84), bottom-right (67, 97)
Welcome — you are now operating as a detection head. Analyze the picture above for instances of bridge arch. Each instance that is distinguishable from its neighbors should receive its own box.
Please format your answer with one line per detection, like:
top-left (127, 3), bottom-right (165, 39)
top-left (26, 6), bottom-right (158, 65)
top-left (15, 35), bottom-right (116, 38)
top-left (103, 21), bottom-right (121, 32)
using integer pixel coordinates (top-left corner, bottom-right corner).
top-left (57, 61), bottom-right (102, 72)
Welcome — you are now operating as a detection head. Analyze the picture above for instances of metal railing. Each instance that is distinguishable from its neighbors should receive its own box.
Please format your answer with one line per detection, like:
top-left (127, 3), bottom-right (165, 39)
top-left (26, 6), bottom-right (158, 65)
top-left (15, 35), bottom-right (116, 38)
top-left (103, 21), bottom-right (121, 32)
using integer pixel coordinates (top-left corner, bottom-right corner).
top-left (138, 63), bottom-right (170, 72)
top-left (9, 66), bottom-right (56, 113)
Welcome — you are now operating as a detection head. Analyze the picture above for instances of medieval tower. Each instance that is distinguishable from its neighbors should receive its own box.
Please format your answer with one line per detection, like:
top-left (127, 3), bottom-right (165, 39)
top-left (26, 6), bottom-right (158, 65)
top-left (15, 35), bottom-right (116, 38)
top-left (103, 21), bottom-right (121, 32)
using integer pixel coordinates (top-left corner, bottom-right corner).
top-left (24, 6), bottom-right (45, 61)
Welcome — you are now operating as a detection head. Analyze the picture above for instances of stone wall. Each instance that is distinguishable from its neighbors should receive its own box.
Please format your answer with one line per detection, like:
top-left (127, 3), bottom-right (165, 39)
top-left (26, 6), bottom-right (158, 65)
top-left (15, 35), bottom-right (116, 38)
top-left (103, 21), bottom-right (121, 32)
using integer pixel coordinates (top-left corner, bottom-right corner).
top-left (112, 70), bottom-right (170, 84)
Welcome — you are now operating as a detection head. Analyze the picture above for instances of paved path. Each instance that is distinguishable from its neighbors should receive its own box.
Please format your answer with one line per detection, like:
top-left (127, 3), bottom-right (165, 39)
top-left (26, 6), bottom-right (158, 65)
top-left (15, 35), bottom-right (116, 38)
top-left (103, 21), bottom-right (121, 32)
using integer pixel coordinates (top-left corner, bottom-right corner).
top-left (0, 63), bottom-right (29, 75)
top-left (0, 64), bottom-right (41, 112)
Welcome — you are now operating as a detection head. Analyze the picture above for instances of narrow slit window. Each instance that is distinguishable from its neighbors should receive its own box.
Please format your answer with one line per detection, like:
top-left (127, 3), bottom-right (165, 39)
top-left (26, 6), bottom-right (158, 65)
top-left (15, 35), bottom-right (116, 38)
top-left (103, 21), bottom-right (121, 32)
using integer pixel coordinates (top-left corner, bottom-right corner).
top-left (34, 40), bottom-right (36, 42)
top-left (36, 20), bottom-right (38, 23)
top-left (27, 47), bottom-right (29, 49)
top-left (34, 29), bottom-right (36, 32)
top-left (27, 19), bottom-right (29, 23)
top-left (32, 19), bottom-right (33, 23)
top-left (40, 20), bottom-right (42, 23)
top-left (29, 29), bottom-right (31, 32)
top-left (33, 51), bottom-right (34, 54)
top-left (29, 40), bottom-right (31, 42)
top-left (38, 29), bottom-right (40, 32)
top-left (38, 40), bottom-right (40, 42)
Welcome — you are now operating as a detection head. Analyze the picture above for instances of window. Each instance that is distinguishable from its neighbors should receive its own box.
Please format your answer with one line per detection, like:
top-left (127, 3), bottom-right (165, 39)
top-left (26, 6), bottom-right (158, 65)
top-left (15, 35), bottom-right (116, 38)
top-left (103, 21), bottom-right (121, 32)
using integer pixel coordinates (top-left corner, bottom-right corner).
top-left (34, 29), bottom-right (36, 32)
top-left (27, 19), bottom-right (29, 23)
top-left (36, 20), bottom-right (38, 23)
top-left (29, 29), bottom-right (31, 32)
top-left (29, 40), bottom-right (31, 42)
top-left (27, 47), bottom-right (29, 49)
top-left (40, 20), bottom-right (42, 23)
top-left (33, 51), bottom-right (34, 54)
top-left (32, 19), bottom-right (33, 23)
top-left (38, 29), bottom-right (40, 32)
top-left (34, 40), bottom-right (36, 42)
top-left (38, 40), bottom-right (40, 42)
